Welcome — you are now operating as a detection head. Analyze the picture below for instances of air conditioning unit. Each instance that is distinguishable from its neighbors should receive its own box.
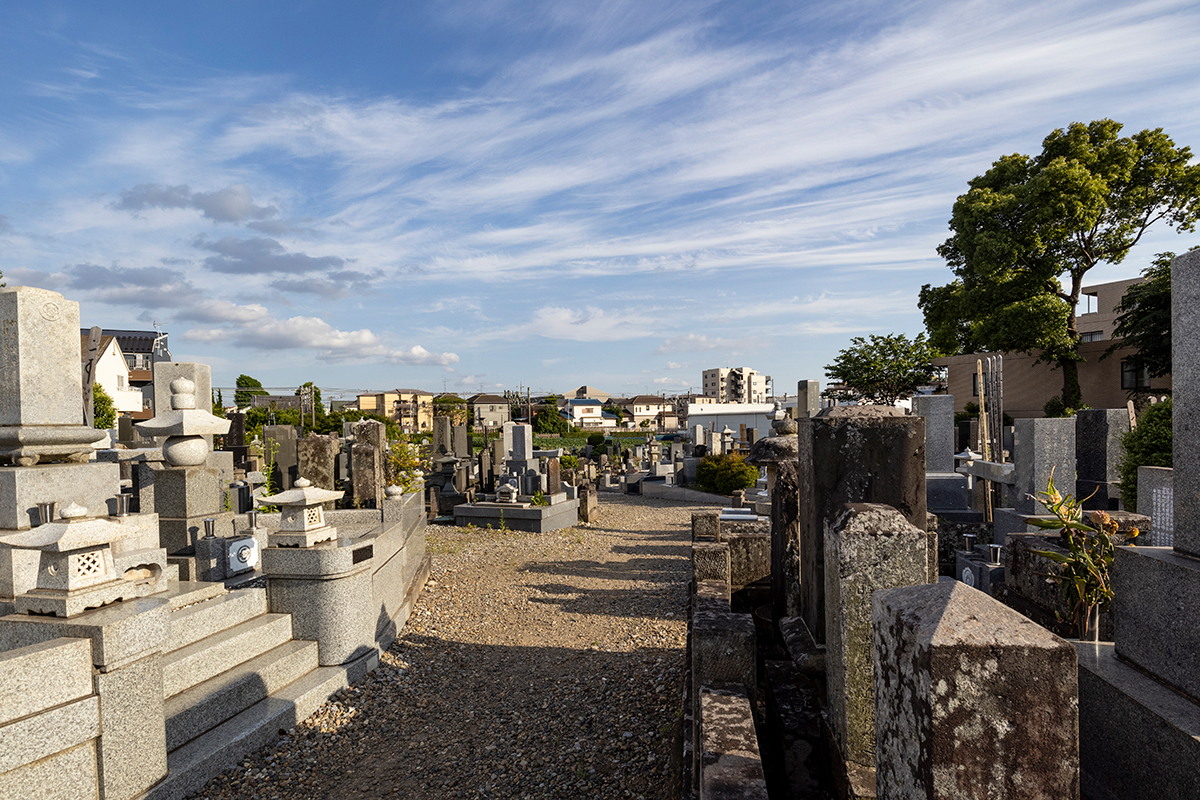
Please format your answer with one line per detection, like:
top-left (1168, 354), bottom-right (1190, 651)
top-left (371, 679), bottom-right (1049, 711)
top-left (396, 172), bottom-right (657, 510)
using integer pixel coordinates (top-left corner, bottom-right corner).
top-left (226, 535), bottom-right (259, 575)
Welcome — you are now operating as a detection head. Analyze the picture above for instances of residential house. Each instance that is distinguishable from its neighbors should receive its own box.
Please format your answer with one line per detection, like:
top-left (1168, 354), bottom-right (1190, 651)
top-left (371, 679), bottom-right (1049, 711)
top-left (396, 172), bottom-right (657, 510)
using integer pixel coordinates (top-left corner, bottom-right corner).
top-left (82, 328), bottom-right (166, 419)
top-left (79, 334), bottom-right (145, 416)
top-left (356, 388), bottom-right (435, 433)
top-left (622, 395), bottom-right (675, 430)
top-left (933, 277), bottom-right (1172, 418)
top-left (560, 398), bottom-right (618, 429)
top-left (467, 394), bottom-right (511, 430)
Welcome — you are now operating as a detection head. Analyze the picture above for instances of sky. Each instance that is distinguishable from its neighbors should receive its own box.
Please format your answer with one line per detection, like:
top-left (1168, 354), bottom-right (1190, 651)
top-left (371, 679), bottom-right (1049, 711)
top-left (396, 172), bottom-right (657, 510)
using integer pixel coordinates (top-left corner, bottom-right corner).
top-left (3, 0), bottom-right (1200, 403)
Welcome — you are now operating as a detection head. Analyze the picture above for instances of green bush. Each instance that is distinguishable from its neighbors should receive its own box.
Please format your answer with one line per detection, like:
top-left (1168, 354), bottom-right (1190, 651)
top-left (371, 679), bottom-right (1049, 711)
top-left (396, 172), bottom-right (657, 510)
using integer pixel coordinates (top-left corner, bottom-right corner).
top-left (695, 454), bottom-right (759, 496)
top-left (560, 455), bottom-right (579, 469)
top-left (1043, 396), bottom-right (1090, 419)
top-left (1118, 399), bottom-right (1171, 510)
top-left (92, 383), bottom-right (116, 430)
top-left (587, 433), bottom-right (606, 447)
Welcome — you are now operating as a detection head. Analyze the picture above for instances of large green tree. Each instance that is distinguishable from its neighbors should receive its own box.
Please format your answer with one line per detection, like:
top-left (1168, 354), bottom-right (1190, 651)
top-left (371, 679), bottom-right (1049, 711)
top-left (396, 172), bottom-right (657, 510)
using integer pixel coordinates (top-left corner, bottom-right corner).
top-left (92, 383), bottom-right (116, 429)
top-left (920, 120), bottom-right (1200, 408)
top-left (823, 333), bottom-right (942, 406)
top-left (235, 374), bottom-right (268, 408)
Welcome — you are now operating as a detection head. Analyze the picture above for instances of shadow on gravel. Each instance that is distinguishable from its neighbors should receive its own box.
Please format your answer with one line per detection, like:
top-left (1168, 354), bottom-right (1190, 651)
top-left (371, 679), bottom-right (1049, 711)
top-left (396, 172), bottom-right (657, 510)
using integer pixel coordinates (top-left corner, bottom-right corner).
top-left (263, 633), bottom-right (685, 800)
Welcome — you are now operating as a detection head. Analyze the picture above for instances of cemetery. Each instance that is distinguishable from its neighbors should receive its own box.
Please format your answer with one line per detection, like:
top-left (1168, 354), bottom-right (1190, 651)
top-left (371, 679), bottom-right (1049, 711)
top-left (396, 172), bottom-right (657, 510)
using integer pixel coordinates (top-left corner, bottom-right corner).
top-left (0, 253), bottom-right (1195, 800)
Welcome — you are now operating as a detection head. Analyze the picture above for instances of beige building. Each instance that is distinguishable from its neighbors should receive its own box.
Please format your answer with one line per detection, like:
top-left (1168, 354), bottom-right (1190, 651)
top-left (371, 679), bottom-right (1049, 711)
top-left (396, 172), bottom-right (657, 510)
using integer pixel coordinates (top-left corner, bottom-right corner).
top-left (80, 334), bottom-right (145, 416)
top-left (701, 366), bottom-right (769, 403)
top-left (934, 278), bottom-right (1171, 418)
top-left (356, 388), bottom-right (435, 433)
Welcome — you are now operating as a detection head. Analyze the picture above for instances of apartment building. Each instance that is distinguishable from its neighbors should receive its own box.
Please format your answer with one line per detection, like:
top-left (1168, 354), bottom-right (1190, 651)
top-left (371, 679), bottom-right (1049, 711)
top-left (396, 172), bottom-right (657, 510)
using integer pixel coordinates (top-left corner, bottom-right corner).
top-left (701, 366), bottom-right (769, 404)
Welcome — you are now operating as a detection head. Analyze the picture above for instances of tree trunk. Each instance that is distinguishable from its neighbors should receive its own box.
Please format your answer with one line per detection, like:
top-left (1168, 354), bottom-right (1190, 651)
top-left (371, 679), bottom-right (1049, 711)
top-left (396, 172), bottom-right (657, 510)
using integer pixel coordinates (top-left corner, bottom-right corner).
top-left (1060, 357), bottom-right (1082, 409)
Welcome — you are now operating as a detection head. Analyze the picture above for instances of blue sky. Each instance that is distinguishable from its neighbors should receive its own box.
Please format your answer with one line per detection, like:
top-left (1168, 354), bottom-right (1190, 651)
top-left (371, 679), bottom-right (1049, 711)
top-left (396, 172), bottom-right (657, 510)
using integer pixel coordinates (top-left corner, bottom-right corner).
top-left (3, 0), bottom-right (1200, 402)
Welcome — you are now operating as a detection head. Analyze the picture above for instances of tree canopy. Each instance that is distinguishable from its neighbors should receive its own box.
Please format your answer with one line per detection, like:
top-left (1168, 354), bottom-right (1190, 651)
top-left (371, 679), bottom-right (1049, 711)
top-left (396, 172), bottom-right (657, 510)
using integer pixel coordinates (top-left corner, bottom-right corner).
top-left (1103, 251), bottom-right (1179, 380)
top-left (92, 383), bottom-right (116, 429)
top-left (433, 394), bottom-right (468, 425)
top-left (823, 333), bottom-right (941, 407)
top-left (532, 396), bottom-right (568, 434)
top-left (235, 374), bottom-right (268, 408)
top-left (920, 119), bottom-right (1200, 407)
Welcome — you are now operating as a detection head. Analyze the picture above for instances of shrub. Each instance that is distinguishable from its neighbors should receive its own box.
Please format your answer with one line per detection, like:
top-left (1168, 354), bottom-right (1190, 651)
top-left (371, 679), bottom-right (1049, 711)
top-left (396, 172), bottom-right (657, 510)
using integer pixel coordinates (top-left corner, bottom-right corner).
top-left (1118, 399), bottom-right (1172, 510)
top-left (560, 455), bottom-right (579, 469)
top-left (1043, 396), bottom-right (1090, 419)
top-left (695, 453), bottom-right (759, 496)
top-left (587, 433), bottom-right (606, 447)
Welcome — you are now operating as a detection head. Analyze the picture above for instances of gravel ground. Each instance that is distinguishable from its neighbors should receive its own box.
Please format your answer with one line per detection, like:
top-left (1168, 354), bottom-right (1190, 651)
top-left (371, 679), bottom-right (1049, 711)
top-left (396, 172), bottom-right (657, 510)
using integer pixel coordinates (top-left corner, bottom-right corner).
top-left (188, 493), bottom-right (704, 800)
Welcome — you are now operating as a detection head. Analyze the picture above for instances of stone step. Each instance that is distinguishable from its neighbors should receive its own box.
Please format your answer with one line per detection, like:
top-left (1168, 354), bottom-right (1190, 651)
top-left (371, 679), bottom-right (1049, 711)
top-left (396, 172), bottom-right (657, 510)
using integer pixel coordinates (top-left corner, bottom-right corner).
top-left (164, 639), bottom-right (318, 752)
top-left (165, 588), bottom-right (267, 653)
top-left (163, 581), bottom-right (228, 611)
top-left (162, 614), bottom-right (293, 699)
top-left (148, 663), bottom-right (352, 800)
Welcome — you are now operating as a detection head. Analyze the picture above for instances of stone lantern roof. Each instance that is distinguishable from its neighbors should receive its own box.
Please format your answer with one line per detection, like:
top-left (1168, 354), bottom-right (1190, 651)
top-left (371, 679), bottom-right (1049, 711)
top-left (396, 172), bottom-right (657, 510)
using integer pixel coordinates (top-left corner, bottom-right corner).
top-left (258, 477), bottom-right (345, 548)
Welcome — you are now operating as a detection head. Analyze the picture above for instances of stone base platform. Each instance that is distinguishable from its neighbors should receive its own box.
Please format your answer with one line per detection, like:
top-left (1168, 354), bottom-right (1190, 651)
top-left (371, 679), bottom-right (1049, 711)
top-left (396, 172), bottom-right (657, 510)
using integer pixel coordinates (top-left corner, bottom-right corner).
top-left (1076, 641), bottom-right (1200, 800)
top-left (452, 499), bottom-right (579, 533)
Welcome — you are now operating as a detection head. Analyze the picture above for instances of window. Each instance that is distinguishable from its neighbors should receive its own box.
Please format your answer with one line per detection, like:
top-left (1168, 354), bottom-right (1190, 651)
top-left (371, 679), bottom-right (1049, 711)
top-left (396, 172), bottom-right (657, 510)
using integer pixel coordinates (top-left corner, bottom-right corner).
top-left (1080, 331), bottom-right (1103, 343)
top-left (1121, 359), bottom-right (1150, 390)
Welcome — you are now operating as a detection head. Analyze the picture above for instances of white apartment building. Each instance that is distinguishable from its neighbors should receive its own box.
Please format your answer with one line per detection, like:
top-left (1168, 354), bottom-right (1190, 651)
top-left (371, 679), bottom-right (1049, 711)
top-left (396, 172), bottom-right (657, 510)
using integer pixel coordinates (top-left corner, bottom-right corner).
top-left (701, 367), bottom-right (769, 404)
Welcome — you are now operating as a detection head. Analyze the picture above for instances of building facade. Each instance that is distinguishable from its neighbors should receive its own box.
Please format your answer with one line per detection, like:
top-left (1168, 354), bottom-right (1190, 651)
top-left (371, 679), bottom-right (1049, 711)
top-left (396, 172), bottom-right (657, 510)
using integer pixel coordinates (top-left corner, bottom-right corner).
top-left (933, 277), bottom-right (1172, 418)
top-left (468, 394), bottom-right (511, 430)
top-left (356, 388), bottom-right (435, 433)
top-left (701, 366), bottom-right (769, 403)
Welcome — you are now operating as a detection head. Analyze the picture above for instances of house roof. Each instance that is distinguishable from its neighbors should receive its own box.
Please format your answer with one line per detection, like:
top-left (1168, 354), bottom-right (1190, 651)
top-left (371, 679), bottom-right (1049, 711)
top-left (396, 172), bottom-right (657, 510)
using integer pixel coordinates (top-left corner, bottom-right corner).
top-left (626, 395), bottom-right (668, 405)
top-left (83, 328), bottom-right (158, 354)
top-left (567, 385), bottom-right (611, 399)
top-left (79, 334), bottom-right (117, 362)
top-left (469, 394), bottom-right (508, 404)
top-left (567, 398), bottom-right (602, 406)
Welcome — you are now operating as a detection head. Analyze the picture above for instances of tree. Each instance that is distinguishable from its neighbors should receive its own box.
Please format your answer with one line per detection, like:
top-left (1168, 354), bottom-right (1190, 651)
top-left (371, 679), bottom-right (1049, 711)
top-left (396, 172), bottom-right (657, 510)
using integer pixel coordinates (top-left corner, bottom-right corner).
top-left (1118, 398), bottom-right (1172, 510)
top-left (1102, 251), bottom-right (1181, 380)
top-left (432, 394), bottom-right (468, 425)
top-left (603, 404), bottom-right (625, 425)
top-left (212, 388), bottom-right (225, 417)
top-left (92, 383), bottom-right (116, 429)
top-left (235, 374), bottom-right (268, 408)
top-left (921, 120), bottom-right (1200, 408)
top-left (823, 333), bottom-right (941, 406)
top-left (695, 454), bottom-right (759, 495)
top-left (532, 397), bottom-right (568, 434)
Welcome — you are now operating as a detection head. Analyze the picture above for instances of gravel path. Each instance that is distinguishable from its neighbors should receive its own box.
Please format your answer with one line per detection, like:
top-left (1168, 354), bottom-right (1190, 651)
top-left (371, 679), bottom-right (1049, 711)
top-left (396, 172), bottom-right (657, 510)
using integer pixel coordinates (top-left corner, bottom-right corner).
top-left (190, 494), bottom-right (704, 800)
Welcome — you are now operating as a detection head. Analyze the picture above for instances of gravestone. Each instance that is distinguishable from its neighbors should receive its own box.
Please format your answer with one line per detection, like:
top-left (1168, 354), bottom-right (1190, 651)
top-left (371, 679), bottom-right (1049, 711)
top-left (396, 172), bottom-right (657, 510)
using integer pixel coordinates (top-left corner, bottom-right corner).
top-left (264, 424), bottom-right (300, 491)
top-left (1136, 466), bottom-right (1173, 547)
top-left (351, 442), bottom-right (383, 508)
top-left (911, 394), bottom-right (955, 473)
top-left (745, 433), bottom-right (800, 621)
top-left (452, 424), bottom-right (471, 460)
top-left (796, 406), bottom-right (926, 643)
top-left (1076, 409), bottom-right (1129, 510)
top-left (824, 503), bottom-right (930, 771)
top-left (797, 379), bottom-right (821, 418)
top-left (0, 287), bottom-right (107, 465)
top-left (1013, 417), bottom-right (1074, 514)
top-left (432, 417), bottom-right (452, 457)
top-left (353, 419), bottom-right (387, 450)
top-left (873, 581), bottom-right (1079, 799)
top-left (547, 457), bottom-right (561, 494)
top-left (297, 433), bottom-right (339, 510)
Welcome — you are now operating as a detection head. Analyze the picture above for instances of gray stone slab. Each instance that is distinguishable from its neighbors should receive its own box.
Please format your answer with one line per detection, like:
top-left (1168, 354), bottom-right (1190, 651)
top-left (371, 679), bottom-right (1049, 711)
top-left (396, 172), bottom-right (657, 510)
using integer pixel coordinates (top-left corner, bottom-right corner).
top-left (0, 739), bottom-right (98, 800)
top-left (1113, 546), bottom-right (1200, 699)
top-left (693, 542), bottom-right (731, 585)
top-left (0, 287), bottom-right (86, 429)
top-left (797, 411), bottom-right (926, 644)
top-left (691, 511), bottom-right (719, 541)
top-left (0, 461), bottom-right (121, 529)
top-left (726, 532), bottom-right (769, 587)
top-left (699, 689), bottom-right (768, 800)
top-left (0, 637), bottom-right (94, 725)
top-left (912, 394), bottom-right (955, 473)
top-left (873, 581), bottom-right (1079, 799)
top-left (1173, 250), bottom-right (1200, 554)
top-left (0, 694), bottom-right (98, 774)
top-left (0, 597), bottom-right (168, 670)
top-left (1137, 466), bottom-right (1173, 548)
top-left (151, 466), bottom-right (220, 519)
top-left (161, 613), bottom-right (293, 698)
top-left (1076, 640), bottom-right (1200, 800)
top-left (1076, 409), bottom-right (1129, 485)
top-left (165, 588), bottom-right (267, 652)
top-left (925, 472), bottom-right (968, 510)
top-left (796, 380), bottom-right (821, 418)
top-left (992, 506), bottom-right (1058, 545)
top-left (692, 610), bottom-right (755, 702)
top-left (159, 511), bottom-right (235, 555)
top-left (1013, 417), bottom-right (1075, 515)
top-left (824, 503), bottom-right (929, 768)
top-left (267, 566), bottom-right (375, 666)
top-left (694, 579), bottom-right (730, 615)
top-left (451, 499), bottom-right (578, 533)
top-left (261, 537), bottom-right (376, 579)
top-left (164, 639), bottom-right (318, 752)
top-left (95, 652), bottom-right (167, 800)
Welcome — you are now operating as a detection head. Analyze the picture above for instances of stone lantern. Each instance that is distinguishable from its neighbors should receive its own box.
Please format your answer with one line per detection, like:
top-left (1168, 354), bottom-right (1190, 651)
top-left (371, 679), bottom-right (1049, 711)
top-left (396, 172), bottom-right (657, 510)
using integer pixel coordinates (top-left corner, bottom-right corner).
top-left (136, 377), bottom-right (230, 466)
top-left (258, 477), bottom-right (345, 547)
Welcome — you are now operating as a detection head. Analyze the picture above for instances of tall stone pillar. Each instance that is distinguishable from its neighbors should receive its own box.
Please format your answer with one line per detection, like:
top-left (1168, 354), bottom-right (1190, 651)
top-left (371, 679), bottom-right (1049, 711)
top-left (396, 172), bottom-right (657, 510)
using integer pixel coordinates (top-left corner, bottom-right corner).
top-left (796, 406), bottom-right (926, 643)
